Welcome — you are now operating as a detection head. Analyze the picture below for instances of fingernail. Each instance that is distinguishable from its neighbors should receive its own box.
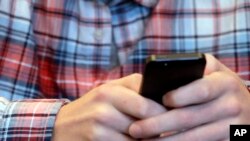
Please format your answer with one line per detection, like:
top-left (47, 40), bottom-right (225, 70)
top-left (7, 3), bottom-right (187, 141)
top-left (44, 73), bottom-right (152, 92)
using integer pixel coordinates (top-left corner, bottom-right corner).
top-left (129, 124), bottom-right (142, 138)
top-left (162, 95), bottom-right (167, 105)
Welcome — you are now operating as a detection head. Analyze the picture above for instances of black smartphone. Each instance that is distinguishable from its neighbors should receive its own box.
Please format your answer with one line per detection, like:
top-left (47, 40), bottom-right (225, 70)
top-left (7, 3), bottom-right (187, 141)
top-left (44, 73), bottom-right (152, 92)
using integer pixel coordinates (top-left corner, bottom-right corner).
top-left (140, 53), bottom-right (206, 105)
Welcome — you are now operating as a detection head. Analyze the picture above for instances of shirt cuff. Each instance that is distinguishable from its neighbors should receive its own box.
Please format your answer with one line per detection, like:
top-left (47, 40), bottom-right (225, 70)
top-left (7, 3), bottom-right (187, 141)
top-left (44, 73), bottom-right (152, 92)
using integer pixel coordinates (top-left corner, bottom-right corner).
top-left (0, 98), bottom-right (69, 141)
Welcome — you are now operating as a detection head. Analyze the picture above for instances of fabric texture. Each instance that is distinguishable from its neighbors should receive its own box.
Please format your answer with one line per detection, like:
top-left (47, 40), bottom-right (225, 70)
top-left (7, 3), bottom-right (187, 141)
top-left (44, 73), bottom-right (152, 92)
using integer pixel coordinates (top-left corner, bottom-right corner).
top-left (0, 0), bottom-right (250, 140)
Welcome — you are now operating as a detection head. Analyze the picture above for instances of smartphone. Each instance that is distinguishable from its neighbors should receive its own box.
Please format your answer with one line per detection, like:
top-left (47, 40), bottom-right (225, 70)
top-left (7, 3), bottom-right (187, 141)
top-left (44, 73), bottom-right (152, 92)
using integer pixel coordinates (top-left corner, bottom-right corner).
top-left (140, 53), bottom-right (206, 105)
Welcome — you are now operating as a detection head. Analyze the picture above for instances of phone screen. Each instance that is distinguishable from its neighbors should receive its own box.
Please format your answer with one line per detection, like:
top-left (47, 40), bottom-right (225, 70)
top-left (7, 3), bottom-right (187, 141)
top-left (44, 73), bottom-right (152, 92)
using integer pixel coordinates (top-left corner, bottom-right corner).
top-left (140, 53), bottom-right (206, 105)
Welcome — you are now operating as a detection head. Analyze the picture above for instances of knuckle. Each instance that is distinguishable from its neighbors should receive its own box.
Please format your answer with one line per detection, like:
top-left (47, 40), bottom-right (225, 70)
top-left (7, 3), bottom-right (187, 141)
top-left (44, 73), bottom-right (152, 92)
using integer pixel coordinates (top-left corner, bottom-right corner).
top-left (85, 125), bottom-right (102, 141)
top-left (134, 99), bottom-right (148, 118)
top-left (225, 98), bottom-right (241, 117)
top-left (223, 74), bottom-right (240, 92)
top-left (84, 106), bottom-right (110, 141)
top-left (130, 73), bottom-right (142, 81)
top-left (91, 105), bottom-right (111, 124)
top-left (177, 111), bottom-right (193, 127)
top-left (85, 132), bottom-right (97, 141)
top-left (93, 84), bottom-right (113, 101)
top-left (198, 82), bottom-right (211, 101)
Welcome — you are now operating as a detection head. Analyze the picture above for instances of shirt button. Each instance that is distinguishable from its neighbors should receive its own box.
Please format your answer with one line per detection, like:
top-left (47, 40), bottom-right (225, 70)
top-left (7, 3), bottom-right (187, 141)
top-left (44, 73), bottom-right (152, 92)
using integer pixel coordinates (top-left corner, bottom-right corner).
top-left (94, 29), bottom-right (103, 41)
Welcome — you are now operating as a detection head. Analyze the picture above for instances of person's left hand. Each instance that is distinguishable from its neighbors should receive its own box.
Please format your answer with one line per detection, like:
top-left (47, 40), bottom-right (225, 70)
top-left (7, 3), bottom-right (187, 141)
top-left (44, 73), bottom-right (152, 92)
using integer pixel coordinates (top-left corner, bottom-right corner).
top-left (129, 54), bottom-right (250, 141)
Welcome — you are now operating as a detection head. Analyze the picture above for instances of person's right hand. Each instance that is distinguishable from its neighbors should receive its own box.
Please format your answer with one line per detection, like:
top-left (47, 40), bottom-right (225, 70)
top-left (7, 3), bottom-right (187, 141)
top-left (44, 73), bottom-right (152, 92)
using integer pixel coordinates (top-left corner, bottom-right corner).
top-left (52, 73), bottom-right (167, 141)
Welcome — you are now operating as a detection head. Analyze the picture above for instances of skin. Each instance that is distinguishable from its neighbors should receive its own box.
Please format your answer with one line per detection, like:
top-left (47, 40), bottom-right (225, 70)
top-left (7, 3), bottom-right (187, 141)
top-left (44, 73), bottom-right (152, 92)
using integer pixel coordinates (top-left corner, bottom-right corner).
top-left (129, 54), bottom-right (250, 141)
top-left (52, 73), bottom-right (166, 141)
top-left (52, 54), bottom-right (250, 141)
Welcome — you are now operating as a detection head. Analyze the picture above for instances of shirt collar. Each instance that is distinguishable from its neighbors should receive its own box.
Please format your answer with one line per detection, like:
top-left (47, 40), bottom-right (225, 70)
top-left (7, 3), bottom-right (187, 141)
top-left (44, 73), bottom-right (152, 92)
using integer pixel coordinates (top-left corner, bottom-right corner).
top-left (99, 0), bottom-right (159, 8)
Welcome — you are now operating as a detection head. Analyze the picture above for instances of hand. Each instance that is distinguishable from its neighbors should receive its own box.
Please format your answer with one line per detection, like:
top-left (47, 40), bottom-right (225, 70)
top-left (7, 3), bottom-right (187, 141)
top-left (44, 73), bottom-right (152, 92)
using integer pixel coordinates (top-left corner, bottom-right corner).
top-left (129, 54), bottom-right (250, 141)
top-left (52, 74), bottom-right (166, 141)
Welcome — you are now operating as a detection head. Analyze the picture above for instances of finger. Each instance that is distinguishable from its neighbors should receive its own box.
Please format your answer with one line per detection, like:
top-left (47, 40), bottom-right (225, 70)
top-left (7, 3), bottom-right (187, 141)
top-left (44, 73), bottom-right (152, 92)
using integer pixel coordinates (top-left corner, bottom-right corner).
top-left (129, 95), bottom-right (240, 138)
top-left (87, 103), bottom-right (135, 134)
top-left (142, 118), bottom-right (231, 141)
top-left (83, 124), bottom-right (137, 141)
top-left (110, 86), bottom-right (167, 119)
top-left (92, 83), bottom-right (167, 119)
top-left (163, 71), bottom-right (237, 108)
top-left (109, 73), bottom-right (143, 93)
top-left (218, 139), bottom-right (229, 141)
top-left (204, 54), bottom-right (232, 75)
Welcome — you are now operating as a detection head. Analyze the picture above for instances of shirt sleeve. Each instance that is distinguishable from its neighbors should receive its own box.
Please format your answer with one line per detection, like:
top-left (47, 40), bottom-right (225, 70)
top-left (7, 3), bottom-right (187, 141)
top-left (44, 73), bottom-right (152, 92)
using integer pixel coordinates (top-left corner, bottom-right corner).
top-left (0, 97), bottom-right (69, 141)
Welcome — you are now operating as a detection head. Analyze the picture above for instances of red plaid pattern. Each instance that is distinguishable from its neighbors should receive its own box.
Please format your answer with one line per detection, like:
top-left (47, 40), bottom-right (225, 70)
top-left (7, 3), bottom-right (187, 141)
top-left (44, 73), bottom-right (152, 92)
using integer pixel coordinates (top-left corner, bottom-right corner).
top-left (0, 0), bottom-right (250, 140)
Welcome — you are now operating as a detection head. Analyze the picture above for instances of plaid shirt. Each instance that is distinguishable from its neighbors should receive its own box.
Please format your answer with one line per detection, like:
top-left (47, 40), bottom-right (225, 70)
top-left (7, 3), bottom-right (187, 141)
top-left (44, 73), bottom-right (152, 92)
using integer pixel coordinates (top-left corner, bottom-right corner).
top-left (0, 0), bottom-right (250, 140)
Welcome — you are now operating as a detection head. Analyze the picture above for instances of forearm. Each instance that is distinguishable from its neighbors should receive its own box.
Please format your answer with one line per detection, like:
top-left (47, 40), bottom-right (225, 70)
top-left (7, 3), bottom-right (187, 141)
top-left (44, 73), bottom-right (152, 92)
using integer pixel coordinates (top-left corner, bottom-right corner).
top-left (0, 97), bottom-right (69, 141)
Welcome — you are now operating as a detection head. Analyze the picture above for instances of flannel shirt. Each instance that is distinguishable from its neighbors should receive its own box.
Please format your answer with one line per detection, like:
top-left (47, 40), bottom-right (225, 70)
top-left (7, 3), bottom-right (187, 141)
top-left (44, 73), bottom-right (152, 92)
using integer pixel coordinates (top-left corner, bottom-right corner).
top-left (0, 0), bottom-right (250, 140)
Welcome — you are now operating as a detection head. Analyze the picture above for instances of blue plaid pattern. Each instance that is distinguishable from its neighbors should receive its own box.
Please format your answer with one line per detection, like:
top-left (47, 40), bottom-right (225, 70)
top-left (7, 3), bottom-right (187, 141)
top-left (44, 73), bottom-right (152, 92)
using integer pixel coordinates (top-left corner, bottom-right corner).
top-left (0, 0), bottom-right (250, 140)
